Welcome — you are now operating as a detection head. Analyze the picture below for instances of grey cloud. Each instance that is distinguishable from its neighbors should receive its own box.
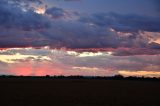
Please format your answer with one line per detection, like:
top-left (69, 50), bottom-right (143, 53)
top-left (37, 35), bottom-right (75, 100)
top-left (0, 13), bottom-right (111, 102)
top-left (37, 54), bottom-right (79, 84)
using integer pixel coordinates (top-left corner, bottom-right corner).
top-left (46, 7), bottom-right (66, 18)
top-left (0, 48), bottom-right (160, 76)
top-left (41, 20), bottom-right (158, 50)
top-left (53, 51), bottom-right (160, 72)
top-left (0, 0), bottom-right (50, 30)
top-left (112, 48), bottom-right (160, 56)
top-left (79, 12), bottom-right (160, 32)
top-left (154, 0), bottom-right (160, 14)
top-left (0, 0), bottom-right (159, 56)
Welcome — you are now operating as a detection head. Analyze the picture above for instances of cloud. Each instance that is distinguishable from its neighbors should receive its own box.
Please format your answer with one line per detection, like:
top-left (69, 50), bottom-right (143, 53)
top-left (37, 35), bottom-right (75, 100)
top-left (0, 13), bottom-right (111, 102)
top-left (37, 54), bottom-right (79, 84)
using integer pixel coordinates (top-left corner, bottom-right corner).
top-left (0, 0), bottom-right (160, 77)
top-left (46, 7), bottom-right (67, 19)
top-left (53, 0), bottom-right (81, 2)
top-left (118, 71), bottom-right (160, 78)
top-left (0, 0), bottom-right (159, 56)
top-left (154, 0), bottom-right (160, 15)
top-left (112, 48), bottom-right (160, 56)
top-left (0, 0), bottom-right (50, 30)
top-left (64, 0), bottom-right (81, 1)
top-left (0, 48), bottom-right (159, 77)
top-left (79, 12), bottom-right (160, 32)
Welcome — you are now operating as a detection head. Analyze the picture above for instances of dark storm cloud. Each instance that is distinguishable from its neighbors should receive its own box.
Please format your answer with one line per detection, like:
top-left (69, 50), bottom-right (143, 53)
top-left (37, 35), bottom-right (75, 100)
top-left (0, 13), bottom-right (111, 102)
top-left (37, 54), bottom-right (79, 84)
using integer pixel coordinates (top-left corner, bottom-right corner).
top-left (41, 19), bottom-right (159, 50)
top-left (0, 0), bottom-right (50, 31)
top-left (41, 21), bottom-right (125, 49)
top-left (112, 48), bottom-right (160, 56)
top-left (0, 0), bottom-right (50, 48)
top-left (0, 0), bottom-right (159, 56)
top-left (46, 7), bottom-right (66, 18)
top-left (9, 0), bottom-right (43, 5)
top-left (148, 42), bottom-right (160, 49)
top-left (79, 12), bottom-right (160, 32)
top-left (154, 0), bottom-right (160, 14)
top-left (63, 0), bottom-right (81, 1)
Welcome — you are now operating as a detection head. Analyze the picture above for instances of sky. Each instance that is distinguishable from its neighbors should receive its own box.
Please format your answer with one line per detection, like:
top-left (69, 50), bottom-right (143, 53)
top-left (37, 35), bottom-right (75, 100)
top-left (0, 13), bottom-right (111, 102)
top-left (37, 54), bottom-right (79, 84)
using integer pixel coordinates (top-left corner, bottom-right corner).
top-left (0, 0), bottom-right (160, 77)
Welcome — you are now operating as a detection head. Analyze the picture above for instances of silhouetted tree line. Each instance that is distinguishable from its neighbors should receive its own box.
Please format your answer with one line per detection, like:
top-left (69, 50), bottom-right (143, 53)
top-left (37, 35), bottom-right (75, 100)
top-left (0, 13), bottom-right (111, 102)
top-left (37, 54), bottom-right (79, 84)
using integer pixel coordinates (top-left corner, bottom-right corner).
top-left (0, 74), bottom-right (159, 81)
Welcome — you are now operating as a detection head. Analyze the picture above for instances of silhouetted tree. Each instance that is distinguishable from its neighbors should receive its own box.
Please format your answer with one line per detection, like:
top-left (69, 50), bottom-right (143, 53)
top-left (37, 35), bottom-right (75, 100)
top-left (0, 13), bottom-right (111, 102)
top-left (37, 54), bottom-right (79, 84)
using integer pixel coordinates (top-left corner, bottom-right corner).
top-left (46, 75), bottom-right (50, 78)
top-left (114, 74), bottom-right (124, 79)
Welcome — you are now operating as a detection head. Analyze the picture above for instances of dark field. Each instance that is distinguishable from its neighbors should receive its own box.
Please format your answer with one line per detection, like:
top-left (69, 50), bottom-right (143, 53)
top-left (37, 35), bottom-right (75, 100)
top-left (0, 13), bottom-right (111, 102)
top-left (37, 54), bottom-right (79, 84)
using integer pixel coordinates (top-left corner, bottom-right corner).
top-left (0, 77), bottom-right (160, 106)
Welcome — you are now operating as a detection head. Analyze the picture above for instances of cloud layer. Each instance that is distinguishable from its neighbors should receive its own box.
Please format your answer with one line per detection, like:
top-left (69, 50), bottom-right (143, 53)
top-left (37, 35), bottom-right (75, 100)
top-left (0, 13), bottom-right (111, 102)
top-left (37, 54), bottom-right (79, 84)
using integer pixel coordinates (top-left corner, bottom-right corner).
top-left (0, 0), bottom-right (159, 77)
top-left (0, 0), bottom-right (160, 56)
top-left (0, 48), bottom-right (159, 77)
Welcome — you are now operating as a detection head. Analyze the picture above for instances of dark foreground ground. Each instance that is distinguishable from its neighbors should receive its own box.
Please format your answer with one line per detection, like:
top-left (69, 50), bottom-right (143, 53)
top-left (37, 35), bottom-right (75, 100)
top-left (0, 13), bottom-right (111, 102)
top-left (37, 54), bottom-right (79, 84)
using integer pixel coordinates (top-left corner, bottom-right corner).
top-left (0, 77), bottom-right (160, 106)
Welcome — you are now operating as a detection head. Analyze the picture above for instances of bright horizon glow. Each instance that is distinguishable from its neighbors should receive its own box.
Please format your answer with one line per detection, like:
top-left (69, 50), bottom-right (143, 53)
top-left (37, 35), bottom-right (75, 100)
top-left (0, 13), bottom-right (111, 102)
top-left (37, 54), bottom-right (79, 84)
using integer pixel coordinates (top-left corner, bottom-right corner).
top-left (119, 71), bottom-right (160, 78)
top-left (0, 47), bottom-right (159, 77)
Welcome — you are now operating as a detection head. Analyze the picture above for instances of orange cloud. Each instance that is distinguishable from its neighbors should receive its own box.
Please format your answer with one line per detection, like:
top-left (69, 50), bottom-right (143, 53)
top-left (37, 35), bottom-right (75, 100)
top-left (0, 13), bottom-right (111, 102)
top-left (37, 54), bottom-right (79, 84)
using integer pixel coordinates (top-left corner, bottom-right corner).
top-left (118, 71), bottom-right (160, 78)
top-left (35, 6), bottom-right (46, 14)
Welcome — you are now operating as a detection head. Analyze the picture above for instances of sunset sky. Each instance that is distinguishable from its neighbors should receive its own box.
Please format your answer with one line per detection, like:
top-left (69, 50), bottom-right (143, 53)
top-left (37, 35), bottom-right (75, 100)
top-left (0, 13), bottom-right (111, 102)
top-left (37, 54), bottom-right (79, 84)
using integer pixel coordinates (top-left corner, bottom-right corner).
top-left (0, 0), bottom-right (160, 77)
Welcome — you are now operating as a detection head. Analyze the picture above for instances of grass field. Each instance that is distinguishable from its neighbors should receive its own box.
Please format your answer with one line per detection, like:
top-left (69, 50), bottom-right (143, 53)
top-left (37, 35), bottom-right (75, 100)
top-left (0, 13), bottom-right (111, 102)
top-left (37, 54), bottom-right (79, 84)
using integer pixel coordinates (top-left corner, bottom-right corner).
top-left (0, 77), bottom-right (160, 106)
